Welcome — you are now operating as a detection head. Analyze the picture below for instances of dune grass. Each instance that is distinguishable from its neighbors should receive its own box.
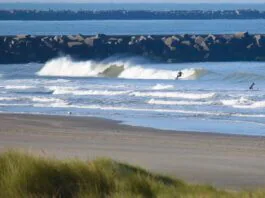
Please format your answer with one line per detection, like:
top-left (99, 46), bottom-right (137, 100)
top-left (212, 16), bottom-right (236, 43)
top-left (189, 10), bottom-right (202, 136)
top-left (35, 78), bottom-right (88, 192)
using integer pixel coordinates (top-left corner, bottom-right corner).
top-left (0, 151), bottom-right (264, 198)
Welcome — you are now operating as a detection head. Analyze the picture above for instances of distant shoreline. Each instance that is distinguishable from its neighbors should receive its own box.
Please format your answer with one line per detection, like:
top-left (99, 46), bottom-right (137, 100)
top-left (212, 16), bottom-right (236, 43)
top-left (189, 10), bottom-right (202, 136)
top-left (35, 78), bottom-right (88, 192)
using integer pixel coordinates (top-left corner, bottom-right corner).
top-left (1, 9), bottom-right (265, 20)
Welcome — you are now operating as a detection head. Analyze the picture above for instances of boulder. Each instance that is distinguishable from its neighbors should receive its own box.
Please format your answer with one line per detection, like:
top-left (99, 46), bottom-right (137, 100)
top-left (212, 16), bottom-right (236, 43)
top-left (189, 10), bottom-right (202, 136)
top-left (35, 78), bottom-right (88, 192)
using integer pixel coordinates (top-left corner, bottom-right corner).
top-left (67, 35), bottom-right (77, 41)
top-left (164, 36), bottom-right (180, 50)
top-left (84, 37), bottom-right (102, 47)
top-left (195, 36), bottom-right (209, 51)
top-left (14, 34), bottom-right (30, 40)
top-left (66, 34), bottom-right (84, 42)
top-left (67, 41), bottom-right (84, 48)
top-left (254, 35), bottom-right (265, 47)
top-left (234, 31), bottom-right (249, 39)
top-left (53, 36), bottom-right (61, 42)
top-left (75, 34), bottom-right (85, 41)
top-left (139, 35), bottom-right (147, 42)
top-left (205, 34), bottom-right (216, 44)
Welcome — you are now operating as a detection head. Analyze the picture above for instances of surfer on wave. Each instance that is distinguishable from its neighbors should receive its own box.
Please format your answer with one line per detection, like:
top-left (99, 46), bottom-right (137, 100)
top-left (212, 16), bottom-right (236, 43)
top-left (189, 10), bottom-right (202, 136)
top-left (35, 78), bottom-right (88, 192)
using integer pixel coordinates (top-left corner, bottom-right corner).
top-left (175, 71), bottom-right (183, 80)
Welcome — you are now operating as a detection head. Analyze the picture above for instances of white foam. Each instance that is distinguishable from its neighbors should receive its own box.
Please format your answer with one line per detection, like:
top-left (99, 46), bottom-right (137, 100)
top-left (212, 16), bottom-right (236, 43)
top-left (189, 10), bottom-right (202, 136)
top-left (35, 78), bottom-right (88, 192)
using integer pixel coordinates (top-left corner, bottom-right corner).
top-left (221, 97), bottom-right (265, 109)
top-left (31, 97), bottom-right (66, 104)
top-left (0, 103), bottom-right (29, 107)
top-left (31, 96), bottom-right (69, 108)
top-left (33, 102), bottom-right (69, 108)
top-left (147, 99), bottom-right (212, 106)
top-left (152, 84), bottom-right (174, 90)
top-left (234, 101), bottom-right (265, 109)
top-left (234, 113), bottom-right (265, 118)
top-left (38, 57), bottom-right (98, 77)
top-left (51, 86), bottom-right (128, 96)
top-left (0, 97), bottom-right (18, 101)
top-left (130, 91), bottom-right (216, 100)
top-left (5, 85), bottom-right (35, 90)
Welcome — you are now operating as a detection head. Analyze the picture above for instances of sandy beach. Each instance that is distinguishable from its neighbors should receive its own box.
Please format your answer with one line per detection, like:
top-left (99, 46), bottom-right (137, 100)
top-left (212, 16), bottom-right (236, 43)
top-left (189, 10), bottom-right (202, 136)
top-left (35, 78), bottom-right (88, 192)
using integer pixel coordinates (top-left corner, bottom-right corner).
top-left (0, 113), bottom-right (264, 190)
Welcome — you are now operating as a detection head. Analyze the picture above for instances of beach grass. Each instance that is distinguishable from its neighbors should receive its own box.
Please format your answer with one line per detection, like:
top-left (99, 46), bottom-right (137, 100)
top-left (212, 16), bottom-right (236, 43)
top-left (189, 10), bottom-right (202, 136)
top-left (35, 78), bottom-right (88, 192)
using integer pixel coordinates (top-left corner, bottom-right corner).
top-left (0, 151), bottom-right (264, 198)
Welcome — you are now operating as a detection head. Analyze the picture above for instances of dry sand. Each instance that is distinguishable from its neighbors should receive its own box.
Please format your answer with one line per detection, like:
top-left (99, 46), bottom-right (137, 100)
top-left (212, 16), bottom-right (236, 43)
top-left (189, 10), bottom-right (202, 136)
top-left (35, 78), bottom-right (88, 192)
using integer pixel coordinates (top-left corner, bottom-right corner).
top-left (0, 113), bottom-right (264, 190)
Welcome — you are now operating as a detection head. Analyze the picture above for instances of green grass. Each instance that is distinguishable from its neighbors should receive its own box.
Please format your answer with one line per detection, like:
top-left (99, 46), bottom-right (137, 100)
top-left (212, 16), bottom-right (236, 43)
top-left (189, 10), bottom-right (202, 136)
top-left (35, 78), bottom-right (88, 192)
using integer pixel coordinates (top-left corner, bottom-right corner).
top-left (0, 151), bottom-right (264, 198)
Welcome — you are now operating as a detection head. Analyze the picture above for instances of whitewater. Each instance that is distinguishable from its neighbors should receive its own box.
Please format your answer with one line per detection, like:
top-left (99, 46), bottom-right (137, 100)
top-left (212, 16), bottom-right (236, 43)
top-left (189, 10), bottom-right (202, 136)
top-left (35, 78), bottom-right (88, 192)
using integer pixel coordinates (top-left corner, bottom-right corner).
top-left (0, 56), bottom-right (265, 136)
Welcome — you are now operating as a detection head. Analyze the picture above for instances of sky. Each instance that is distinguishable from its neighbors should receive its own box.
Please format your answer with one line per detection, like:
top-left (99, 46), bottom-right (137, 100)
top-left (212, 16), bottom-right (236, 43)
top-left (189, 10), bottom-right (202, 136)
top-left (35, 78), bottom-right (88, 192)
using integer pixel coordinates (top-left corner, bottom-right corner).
top-left (0, 0), bottom-right (265, 3)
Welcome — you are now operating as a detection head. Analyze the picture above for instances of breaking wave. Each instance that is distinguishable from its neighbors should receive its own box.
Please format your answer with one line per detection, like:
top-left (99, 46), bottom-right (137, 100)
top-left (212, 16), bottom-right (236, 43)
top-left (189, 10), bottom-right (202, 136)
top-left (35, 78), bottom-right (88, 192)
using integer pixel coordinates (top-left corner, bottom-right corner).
top-left (38, 57), bottom-right (265, 82)
top-left (37, 57), bottom-right (207, 80)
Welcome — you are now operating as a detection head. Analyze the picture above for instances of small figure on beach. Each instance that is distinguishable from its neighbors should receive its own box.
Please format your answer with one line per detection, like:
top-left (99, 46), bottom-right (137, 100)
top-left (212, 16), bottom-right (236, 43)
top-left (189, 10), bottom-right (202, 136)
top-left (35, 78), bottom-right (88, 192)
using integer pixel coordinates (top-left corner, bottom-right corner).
top-left (249, 82), bottom-right (255, 90)
top-left (176, 71), bottom-right (183, 80)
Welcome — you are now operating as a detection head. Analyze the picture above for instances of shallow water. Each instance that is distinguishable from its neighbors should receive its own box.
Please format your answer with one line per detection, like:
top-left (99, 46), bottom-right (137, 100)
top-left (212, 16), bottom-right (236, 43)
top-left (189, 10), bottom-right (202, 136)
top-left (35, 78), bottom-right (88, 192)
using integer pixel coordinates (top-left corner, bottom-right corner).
top-left (0, 57), bottom-right (264, 136)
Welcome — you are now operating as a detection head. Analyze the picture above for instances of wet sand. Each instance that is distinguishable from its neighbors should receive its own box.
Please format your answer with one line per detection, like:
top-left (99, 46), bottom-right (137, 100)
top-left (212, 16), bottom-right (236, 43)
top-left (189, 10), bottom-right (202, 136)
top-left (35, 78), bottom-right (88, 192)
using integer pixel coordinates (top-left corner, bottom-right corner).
top-left (0, 113), bottom-right (264, 190)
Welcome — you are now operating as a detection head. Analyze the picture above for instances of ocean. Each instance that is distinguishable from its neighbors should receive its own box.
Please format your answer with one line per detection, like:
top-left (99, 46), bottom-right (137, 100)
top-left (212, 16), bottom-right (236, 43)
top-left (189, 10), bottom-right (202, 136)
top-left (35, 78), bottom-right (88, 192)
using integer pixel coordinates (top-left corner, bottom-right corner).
top-left (0, 3), bottom-right (264, 136)
top-left (1, 20), bottom-right (265, 35)
top-left (0, 57), bottom-right (264, 136)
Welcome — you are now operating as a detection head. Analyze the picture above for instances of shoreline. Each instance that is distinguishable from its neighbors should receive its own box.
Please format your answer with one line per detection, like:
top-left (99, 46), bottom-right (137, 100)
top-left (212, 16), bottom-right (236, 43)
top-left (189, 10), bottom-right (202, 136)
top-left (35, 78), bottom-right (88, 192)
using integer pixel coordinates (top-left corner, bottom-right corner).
top-left (1, 112), bottom-right (265, 190)
top-left (1, 111), bottom-right (263, 138)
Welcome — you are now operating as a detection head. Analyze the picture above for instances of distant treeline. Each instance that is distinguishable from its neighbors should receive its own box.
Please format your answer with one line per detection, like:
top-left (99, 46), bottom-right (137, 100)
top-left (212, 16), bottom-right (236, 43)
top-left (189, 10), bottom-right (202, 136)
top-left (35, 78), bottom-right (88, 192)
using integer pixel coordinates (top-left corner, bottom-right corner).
top-left (0, 9), bottom-right (265, 20)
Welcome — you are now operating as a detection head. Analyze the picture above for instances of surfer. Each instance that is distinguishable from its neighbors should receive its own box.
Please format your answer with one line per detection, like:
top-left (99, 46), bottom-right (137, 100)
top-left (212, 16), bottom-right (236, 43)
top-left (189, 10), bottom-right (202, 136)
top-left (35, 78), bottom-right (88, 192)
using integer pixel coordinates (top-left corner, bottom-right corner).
top-left (175, 71), bottom-right (183, 80)
top-left (249, 82), bottom-right (255, 90)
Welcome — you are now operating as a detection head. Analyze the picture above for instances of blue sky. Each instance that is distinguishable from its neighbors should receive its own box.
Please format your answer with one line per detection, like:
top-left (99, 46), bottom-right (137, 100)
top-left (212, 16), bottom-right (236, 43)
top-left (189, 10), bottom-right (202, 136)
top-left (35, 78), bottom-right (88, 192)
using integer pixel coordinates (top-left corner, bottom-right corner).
top-left (1, 0), bottom-right (265, 3)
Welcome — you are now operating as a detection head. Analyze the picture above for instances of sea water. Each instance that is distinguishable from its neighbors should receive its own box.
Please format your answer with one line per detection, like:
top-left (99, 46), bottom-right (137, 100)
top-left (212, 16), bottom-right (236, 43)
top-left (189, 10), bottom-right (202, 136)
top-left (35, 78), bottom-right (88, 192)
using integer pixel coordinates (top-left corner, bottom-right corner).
top-left (0, 57), bottom-right (264, 136)
top-left (1, 20), bottom-right (265, 35)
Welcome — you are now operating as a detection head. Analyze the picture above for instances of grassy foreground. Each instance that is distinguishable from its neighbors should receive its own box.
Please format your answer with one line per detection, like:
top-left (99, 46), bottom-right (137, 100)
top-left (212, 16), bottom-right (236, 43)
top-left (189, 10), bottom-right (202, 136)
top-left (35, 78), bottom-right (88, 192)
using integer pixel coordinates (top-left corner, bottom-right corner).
top-left (0, 151), bottom-right (264, 198)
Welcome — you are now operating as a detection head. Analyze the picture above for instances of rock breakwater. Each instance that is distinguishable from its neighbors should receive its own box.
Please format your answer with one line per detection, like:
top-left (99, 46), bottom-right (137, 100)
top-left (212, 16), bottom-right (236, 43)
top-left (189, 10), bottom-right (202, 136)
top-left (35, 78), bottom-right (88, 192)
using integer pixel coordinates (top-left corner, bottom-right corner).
top-left (1, 32), bottom-right (265, 64)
